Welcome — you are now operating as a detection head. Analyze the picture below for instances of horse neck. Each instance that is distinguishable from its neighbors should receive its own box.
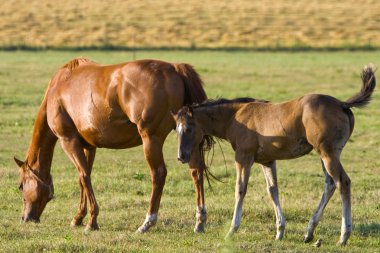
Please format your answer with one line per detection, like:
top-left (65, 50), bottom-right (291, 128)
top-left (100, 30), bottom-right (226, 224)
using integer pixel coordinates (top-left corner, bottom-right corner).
top-left (26, 101), bottom-right (57, 181)
top-left (194, 105), bottom-right (238, 139)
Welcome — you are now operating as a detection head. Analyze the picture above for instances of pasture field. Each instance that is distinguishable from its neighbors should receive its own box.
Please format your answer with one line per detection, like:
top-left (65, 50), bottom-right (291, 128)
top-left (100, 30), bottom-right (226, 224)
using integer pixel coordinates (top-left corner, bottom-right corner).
top-left (1, 0), bottom-right (380, 49)
top-left (0, 50), bottom-right (380, 252)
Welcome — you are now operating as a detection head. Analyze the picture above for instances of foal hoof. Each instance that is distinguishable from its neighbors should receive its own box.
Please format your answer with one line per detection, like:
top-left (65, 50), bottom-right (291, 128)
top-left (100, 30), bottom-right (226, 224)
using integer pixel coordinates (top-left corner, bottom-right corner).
top-left (225, 227), bottom-right (238, 239)
top-left (194, 223), bottom-right (205, 233)
top-left (304, 234), bottom-right (314, 243)
top-left (276, 230), bottom-right (285, 240)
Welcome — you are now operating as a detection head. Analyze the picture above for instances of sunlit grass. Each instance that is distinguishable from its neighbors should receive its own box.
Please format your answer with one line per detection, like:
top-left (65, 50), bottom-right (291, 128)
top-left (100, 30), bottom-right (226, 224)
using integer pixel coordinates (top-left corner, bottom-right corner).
top-left (0, 51), bottom-right (379, 252)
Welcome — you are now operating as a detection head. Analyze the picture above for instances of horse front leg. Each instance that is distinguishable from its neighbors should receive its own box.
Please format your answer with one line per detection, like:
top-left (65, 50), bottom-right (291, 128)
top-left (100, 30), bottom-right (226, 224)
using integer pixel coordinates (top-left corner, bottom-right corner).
top-left (70, 147), bottom-right (96, 227)
top-left (189, 148), bottom-right (207, 232)
top-left (137, 135), bottom-right (167, 233)
top-left (261, 161), bottom-right (286, 240)
top-left (227, 152), bottom-right (254, 237)
top-left (60, 138), bottom-right (99, 232)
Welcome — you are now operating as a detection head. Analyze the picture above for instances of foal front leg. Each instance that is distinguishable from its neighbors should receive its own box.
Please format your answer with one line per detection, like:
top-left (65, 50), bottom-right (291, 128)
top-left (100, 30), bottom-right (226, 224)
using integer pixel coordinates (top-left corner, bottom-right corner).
top-left (261, 161), bottom-right (285, 240)
top-left (189, 148), bottom-right (207, 232)
top-left (227, 153), bottom-right (254, 237)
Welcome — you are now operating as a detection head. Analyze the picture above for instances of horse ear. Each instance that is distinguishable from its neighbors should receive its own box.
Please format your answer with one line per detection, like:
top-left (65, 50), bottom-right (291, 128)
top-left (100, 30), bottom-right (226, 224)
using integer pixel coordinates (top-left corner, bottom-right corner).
top-left (14, 157), bottom-right (24, 167)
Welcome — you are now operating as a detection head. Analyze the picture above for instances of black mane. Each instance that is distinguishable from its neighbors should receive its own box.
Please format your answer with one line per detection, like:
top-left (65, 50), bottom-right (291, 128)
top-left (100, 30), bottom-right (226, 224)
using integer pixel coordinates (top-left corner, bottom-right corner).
top-left (191, 97), bottom-right (268, 108)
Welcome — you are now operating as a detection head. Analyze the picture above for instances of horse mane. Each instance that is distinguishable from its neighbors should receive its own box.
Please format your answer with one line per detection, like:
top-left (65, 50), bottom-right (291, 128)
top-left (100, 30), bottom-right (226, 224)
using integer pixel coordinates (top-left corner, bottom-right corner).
top-left (51, 58), bottom-right (97, 83)
top-left (62, 57), bottom-right (95, 71)
top-left (192, 97), bottom-right (269, 109)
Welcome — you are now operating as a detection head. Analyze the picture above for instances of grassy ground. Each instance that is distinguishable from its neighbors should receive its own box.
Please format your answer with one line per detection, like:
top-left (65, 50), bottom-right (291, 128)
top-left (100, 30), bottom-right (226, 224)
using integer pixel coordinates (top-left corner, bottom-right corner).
top-left (1, 1), bottom-right (380, 49)
top-left (0, 50), bottom-right (379, 252)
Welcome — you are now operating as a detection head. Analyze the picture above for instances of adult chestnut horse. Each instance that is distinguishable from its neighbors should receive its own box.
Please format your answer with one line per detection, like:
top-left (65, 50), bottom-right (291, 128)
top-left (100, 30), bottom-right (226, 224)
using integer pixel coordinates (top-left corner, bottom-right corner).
top-left (14, 58), bottom-right (210, 233)
top-left (172, 66), bottom-right (376, 246)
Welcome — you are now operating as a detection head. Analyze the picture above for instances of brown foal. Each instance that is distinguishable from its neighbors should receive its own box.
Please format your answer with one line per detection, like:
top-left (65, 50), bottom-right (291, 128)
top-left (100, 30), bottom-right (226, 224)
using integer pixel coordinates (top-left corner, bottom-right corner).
top-left (172, 65), bottom-right (376, 246)
top-left (14, 58), bottom-right (209, 233)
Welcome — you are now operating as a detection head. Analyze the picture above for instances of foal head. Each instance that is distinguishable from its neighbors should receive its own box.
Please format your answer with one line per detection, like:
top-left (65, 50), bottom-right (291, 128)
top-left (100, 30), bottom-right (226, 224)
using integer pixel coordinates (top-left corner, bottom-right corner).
top-left (14, 157), bottom-right (54, 222)
top-left (171, 106), bottom-right (204, 163)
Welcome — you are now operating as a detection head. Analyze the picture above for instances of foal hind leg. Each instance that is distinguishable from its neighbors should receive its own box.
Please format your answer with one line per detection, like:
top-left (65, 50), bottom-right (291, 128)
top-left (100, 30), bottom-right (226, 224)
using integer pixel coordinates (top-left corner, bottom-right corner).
top-left (261, 161), bottom-right (285, 240)
top-left (61, 138), bottom-right (99, 232)
top-left (321, 155), bottom-right (351, 246)
top-left (226, 152), bottom-right (254, 237)
top-left (189, 148), bottom-right (207, 233)
top-left (304, 160), bottom-right (336, 243)
top-left (71, 147), bottom-right (96, 227)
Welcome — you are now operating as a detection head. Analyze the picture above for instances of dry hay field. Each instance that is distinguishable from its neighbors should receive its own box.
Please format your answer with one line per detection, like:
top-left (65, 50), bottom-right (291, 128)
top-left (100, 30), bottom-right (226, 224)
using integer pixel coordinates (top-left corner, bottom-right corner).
top-left (1, 0), bottom-right (380, 49)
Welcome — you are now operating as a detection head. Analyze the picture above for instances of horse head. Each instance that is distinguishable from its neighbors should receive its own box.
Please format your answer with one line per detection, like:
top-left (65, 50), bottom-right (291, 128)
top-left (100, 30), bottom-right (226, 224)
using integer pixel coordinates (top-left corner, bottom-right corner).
top-left (14, 157), bottom-right (54, 223)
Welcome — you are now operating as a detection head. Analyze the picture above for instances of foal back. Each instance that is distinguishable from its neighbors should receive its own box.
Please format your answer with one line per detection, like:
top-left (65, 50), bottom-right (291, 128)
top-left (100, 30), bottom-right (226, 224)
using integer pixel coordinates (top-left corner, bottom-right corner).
top-left (231, 94), bottom-right (353, 163)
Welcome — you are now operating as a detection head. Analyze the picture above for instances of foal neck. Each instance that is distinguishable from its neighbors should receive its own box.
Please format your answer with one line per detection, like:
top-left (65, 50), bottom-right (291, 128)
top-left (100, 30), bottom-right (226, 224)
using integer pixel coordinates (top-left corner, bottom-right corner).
top-left (194, 104), bottom-right (238, 139)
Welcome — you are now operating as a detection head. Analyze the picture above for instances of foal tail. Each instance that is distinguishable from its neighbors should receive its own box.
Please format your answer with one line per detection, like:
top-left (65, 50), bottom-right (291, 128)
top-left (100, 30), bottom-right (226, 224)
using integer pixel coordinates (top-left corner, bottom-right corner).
top-left (344, 65), bottom-right (376, 109)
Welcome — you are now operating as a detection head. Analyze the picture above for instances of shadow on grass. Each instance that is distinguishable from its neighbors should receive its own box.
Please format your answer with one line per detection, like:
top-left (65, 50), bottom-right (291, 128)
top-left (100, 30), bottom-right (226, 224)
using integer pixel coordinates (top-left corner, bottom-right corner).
top-left (356, 223), bottom-right (380, 237)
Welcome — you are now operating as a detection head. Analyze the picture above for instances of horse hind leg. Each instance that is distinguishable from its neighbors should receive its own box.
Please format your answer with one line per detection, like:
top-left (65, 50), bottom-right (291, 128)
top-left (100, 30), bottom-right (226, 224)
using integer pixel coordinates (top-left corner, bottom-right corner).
top-left (304, 159), bottom-right (336, 243)
top-left (136, 134), bottom-right (167, 233)
top-left (70, 147), bottom-right (96, 227)
top-left (261, 161), bottom-right (286, 240)
top-left (189, 148), bottom-right (207, 233)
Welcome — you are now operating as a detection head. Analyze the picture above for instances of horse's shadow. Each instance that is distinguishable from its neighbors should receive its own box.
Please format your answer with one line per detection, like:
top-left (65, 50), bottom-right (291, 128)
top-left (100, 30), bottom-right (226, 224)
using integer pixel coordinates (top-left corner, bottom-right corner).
top-left (356, 223), bottom-right (380, 237)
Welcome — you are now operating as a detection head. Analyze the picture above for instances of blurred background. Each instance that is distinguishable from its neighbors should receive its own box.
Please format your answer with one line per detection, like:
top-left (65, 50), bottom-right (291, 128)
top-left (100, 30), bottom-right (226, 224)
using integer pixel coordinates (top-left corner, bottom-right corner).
top-left (1, 0), bottom-right (380, 50)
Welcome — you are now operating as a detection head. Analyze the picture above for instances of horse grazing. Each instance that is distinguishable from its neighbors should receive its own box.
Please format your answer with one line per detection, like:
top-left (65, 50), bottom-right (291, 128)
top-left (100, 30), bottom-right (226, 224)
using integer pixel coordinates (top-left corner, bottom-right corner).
top-left (171, 65), bottom-right (376, 246)
top-left (14, 58), bottom-right (210, 233)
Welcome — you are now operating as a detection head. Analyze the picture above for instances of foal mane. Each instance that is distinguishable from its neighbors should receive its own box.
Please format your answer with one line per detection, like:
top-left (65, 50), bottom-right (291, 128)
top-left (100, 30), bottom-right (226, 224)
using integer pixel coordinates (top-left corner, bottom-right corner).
top-left (192, 97), bottom-right (269, 109)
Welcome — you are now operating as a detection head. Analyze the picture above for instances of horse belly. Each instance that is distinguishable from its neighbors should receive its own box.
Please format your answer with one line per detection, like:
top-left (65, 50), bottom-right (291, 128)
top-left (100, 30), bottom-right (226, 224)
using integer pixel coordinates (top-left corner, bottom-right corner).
top-left (79, 120), bottom-right (142, 149)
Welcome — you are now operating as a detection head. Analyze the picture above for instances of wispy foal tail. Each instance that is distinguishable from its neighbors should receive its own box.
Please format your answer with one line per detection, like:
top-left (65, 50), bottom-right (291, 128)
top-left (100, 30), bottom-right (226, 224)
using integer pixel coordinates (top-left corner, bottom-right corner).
top-left (344, 65), bottom-right (376, 109)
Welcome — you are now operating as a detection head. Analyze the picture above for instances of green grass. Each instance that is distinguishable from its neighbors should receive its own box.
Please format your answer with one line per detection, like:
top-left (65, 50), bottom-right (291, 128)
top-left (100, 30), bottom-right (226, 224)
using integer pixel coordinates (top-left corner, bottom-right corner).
top-left (0, 51), bottom-right (380, 252)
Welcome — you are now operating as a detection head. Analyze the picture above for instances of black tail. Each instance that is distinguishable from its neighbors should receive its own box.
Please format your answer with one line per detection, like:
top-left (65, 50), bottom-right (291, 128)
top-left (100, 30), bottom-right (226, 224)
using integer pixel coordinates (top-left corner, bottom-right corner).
top-left (344, 65), bottom-right (376, 108)
top-left (173, 63), bottom-right (216, 187)
top-left (173, 63), bottom-right (207, 105)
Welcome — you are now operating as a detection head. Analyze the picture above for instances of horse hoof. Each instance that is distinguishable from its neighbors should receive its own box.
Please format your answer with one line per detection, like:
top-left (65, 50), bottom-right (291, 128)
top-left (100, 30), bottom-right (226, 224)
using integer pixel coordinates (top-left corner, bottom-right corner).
top-left (194, 223), bottom-right (205, 233)
top-left (136, 224), bottom-right (150, 233)
top-left (70, 219), bottom-right (83, 227)
top-left (84, 224), bottom-right (99, 234)
top-left (304, 234), bottom-right (314, 243)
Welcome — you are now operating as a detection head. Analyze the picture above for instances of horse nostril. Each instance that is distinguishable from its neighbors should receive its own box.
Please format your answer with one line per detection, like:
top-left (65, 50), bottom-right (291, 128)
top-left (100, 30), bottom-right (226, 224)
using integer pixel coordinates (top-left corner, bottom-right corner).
top-left (21, 216), bottom-right (24, 221)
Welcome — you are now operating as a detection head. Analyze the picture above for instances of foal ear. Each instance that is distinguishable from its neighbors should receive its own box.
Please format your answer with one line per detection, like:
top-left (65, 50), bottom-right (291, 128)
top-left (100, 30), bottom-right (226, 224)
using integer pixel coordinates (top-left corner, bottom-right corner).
top-left (170, 110), bottom-right (177, 118)
top-left (14, 157), bottom-right (25, 167)
top-left (187, 107), bottom-right (193, 117)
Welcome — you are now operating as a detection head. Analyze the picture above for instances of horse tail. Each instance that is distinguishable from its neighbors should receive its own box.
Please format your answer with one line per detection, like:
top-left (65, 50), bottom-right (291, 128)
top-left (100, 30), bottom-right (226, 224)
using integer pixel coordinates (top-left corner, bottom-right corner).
top-left (173, 63), bottom-right (216, 187)
top-left (344, 64), bottom-right (376, 109)
top-left (173, 63), bottom-right (207, 104)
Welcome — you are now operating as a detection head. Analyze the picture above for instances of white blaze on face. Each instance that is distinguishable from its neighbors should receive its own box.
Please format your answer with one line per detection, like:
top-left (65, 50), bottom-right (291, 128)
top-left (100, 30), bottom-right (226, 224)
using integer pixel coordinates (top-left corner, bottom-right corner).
top-left (177, 123), bottom-right (184, 135)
